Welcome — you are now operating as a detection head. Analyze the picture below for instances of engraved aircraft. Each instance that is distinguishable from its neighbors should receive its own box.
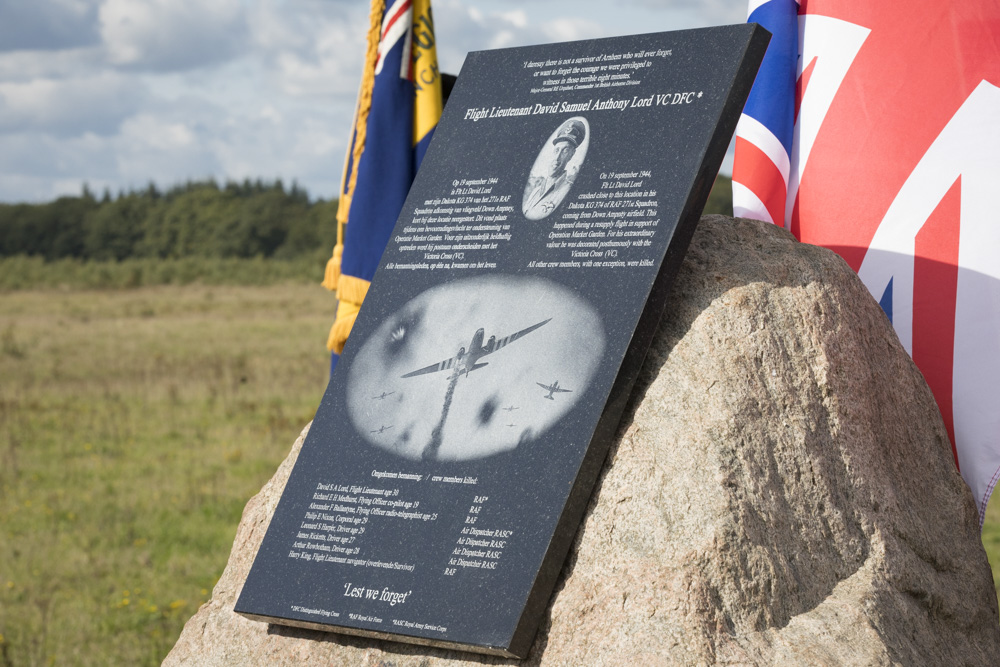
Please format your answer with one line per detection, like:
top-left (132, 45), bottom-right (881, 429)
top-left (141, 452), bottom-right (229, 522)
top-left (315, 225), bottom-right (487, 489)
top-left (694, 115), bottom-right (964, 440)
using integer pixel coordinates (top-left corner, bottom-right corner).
top-left (369, 425), bottom-right (394, 435)
top-left (401, 319), bottom-right (551, 379)
top-left (371, 391), bottom-right (395, 400)
top-left (536, 380), bottom-right (572, 400)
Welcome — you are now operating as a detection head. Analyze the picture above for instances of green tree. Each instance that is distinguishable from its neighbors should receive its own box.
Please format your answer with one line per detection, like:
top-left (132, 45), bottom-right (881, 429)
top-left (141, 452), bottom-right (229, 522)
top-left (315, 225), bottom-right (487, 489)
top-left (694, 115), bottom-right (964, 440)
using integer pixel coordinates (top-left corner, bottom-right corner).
top-left (84, 193), bottom-right (155, 260)
top-left (704, 175), bottom-right (733, 216)
top-left (276, 199), bottom-right (338, 261)
top-left (0, 179), bottom-right (343, 264)
top-left (0, 196), bottom-right (96, 259)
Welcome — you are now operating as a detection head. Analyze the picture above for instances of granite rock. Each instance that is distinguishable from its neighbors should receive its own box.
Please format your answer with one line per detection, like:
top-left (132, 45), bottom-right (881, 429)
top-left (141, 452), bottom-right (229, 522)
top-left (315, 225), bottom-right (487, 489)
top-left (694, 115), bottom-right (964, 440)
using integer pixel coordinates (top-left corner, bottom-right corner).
top-left (165, 216), bottom-right (999, 666)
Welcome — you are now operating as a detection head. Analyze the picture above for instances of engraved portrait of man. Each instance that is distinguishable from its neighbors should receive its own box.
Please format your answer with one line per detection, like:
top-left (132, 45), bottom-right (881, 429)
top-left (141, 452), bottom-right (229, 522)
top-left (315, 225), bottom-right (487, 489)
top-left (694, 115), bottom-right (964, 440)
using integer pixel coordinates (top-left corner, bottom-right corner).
top-left (522, 117), bottom-right (589, 220)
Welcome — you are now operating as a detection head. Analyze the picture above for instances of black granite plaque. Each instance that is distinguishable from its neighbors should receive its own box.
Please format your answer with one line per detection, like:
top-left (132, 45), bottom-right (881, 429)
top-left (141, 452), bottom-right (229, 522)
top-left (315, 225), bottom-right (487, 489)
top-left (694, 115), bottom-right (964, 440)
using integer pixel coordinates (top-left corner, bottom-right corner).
top-left (236, 25), bottom-right (768, 658)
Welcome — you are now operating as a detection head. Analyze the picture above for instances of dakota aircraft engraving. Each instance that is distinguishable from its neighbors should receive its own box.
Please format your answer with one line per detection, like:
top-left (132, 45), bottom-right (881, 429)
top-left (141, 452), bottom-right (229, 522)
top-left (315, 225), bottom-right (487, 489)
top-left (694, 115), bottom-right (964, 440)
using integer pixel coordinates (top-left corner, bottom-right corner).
top-left (401, 319), bottom-right (551, 380)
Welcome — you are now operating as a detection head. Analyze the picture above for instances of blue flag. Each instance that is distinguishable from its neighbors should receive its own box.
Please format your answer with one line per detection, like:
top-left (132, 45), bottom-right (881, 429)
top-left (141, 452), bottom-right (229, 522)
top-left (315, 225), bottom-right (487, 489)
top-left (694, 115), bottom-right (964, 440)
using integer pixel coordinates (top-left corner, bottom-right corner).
top-left (323, 0), bottom-right (443, 373)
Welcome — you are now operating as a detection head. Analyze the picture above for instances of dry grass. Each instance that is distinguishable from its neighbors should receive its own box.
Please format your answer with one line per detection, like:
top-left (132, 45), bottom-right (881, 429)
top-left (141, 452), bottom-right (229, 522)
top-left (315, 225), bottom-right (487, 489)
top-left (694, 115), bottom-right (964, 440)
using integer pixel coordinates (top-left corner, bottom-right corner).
top-left (0, 284), bottom-right (332, 664)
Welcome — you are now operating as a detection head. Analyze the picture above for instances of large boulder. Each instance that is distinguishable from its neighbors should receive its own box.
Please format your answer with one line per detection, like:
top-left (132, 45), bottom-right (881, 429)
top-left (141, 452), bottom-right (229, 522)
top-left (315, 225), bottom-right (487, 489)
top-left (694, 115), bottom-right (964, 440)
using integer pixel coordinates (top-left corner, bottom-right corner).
top-left (165, 216), bottom-right (999, 665)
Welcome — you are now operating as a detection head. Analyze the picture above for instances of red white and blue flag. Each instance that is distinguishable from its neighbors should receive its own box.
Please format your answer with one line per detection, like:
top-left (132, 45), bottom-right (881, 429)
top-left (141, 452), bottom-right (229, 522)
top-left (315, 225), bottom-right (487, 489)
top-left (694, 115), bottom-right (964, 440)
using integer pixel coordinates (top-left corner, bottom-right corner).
top-left (733, 0), bottom-right (1000, 527)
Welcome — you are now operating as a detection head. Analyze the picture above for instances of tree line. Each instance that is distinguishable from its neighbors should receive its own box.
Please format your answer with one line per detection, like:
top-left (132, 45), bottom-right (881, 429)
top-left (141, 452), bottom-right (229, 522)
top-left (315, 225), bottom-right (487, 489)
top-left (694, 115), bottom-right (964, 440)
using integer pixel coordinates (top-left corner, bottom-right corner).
top-left (0, 175), bottom-right (733, 263)
top-left (0, 180), bottom-right (339, 262)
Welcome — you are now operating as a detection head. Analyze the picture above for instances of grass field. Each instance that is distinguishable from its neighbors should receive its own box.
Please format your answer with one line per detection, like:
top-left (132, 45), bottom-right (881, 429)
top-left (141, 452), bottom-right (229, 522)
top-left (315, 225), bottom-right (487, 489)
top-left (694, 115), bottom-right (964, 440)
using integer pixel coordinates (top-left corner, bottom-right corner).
top-left (0, 284), bottom-right (332, 665)
top-left (985, 490), bottom-right (1000, 607)
top-left (1, 283), bottom-right (997, 664)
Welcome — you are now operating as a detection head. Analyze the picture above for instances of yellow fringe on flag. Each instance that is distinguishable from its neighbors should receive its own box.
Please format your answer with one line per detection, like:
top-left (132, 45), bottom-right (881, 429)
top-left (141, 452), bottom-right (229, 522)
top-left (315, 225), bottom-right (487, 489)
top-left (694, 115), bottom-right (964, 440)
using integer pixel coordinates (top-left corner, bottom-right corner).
top-left (335, 274), bottom-right (370, 311)
top-left (322, 0), bottom-right (384, 295)
top-left (338, 0), bottom-right (383, 226)
top-left (326, 274), bottom-right (371, 354)
top-left (321, 242), bottom-right (342, 291)
top-left (327, 300), bottom-right (359, 354)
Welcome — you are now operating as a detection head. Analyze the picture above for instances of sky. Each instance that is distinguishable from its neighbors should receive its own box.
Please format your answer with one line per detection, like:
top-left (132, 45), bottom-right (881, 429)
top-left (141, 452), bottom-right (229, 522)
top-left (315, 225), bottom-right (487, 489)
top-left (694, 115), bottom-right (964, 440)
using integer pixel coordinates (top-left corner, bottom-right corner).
top-left (0, 0), bottom-right (747, 204)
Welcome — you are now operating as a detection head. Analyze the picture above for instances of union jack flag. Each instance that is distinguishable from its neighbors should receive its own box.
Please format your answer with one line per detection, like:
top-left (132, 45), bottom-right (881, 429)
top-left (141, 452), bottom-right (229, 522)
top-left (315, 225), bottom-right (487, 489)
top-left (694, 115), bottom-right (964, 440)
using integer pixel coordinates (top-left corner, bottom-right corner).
top-left (733, 0), bottom-right (1000, 527)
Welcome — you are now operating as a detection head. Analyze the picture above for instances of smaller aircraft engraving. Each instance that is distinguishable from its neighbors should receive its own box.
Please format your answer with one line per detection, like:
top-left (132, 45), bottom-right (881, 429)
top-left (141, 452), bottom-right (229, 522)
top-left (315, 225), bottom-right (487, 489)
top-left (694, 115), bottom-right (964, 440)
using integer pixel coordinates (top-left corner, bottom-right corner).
top-left (536, 380), bottom-right (572, 400)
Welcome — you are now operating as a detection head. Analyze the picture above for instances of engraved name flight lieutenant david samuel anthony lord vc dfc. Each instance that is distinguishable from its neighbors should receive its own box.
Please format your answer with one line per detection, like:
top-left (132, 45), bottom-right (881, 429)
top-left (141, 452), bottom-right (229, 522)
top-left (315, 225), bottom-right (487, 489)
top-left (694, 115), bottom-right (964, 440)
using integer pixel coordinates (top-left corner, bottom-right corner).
top-left (522, 117), bottom-right (589, 221)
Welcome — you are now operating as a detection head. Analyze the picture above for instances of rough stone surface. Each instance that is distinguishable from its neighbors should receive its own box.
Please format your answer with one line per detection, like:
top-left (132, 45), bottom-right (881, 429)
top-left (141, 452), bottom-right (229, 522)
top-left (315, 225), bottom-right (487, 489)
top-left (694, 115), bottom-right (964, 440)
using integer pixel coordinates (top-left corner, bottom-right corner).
top-left (165, 216), bottom-right (1000, 666)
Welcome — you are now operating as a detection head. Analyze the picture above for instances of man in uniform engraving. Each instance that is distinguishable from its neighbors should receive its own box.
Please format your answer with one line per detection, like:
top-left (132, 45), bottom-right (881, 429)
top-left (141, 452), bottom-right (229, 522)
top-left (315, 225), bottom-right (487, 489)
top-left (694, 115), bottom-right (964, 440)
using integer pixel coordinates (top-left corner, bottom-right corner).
top-left (522, 119), bottom-right (586, 220)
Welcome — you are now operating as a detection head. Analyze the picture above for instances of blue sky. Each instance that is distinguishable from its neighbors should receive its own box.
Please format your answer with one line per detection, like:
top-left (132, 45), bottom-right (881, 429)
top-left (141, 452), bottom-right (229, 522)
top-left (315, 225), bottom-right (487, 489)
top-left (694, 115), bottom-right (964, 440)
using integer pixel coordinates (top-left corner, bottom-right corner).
top-left (0, 0), bottom-right (746, 203)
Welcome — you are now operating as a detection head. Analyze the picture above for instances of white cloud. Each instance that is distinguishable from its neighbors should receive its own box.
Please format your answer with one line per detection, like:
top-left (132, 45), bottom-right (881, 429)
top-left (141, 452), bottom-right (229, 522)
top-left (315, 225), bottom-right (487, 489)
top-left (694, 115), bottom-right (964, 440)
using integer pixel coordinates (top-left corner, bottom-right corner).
top-left (498, 9), bottom-right (528, 30)
top-left (120, 114), bottom-right (196, 151)
top-left (245, 0), bottom-right (368, 98)
top-left (434, 0), bottom-right (559, 72)
top-left (0, 72), bottom-right (147, 136)
top-left (0, 47), bottom-right (106, 83)
top-left (539, 17), bottom-right (606, 44)
top-left (99, 0), bottom-right (247, 71)
top-left (631, 0), bottom-right (744, 25)
top-left (115, 112), bottom-right (221, 185)
top-left (0, 130), bottom-right (117, 201)
top-left (208, 103), bottom-right (345, 196)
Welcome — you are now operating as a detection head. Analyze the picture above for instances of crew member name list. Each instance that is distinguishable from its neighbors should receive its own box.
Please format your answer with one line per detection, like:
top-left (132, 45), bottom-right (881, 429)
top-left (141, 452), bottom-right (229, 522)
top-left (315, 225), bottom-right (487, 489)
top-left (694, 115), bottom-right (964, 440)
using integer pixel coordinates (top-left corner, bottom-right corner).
top-left (288, 473), bottom-right (517, 578)
top-left (289, 478), bottom-right (431, 572)
top-left (386, 177), bottom-right (512, 272)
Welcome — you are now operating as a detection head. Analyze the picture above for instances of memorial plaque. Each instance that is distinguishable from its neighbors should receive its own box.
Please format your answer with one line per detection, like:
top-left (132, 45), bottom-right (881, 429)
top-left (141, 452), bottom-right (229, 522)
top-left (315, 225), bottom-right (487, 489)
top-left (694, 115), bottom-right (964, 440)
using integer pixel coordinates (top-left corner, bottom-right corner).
top-left (236, 25), bottom-right (768, 658)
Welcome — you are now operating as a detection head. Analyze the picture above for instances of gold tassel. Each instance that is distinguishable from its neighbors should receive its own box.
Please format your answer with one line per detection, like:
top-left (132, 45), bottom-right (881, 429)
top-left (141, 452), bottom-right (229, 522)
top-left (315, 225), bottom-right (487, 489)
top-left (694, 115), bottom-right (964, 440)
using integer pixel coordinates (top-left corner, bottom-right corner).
top-left (321, 243), bottom-right (343, 291)
top-left (326, 274), bottom-right (370, 354)
top-left (326, 300), bottom-right (359, 354)
top-left (325, 0), bottom-right (385, 344)
top-left (337, 0), bottom-right (384, 226)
